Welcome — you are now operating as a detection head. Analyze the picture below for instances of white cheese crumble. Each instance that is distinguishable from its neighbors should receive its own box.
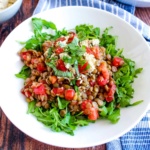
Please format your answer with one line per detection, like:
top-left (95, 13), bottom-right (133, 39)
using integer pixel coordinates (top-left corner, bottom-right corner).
top-left (91, 39), bottom-right (100, 46)
top-left (84, 52), bottom-right (96, 73)
top-left (58, 36), bottom-right (69, 47)
top-left (59, 52), bottom-right (71, 69)
top-left (65, 63), bottom-right (71, 69)
top-left (80, 40), bottom-right (89, 47)
top-left (42, 28), bottom-right (56, 36)
top-left (59, 52), bottom-right (70, 59)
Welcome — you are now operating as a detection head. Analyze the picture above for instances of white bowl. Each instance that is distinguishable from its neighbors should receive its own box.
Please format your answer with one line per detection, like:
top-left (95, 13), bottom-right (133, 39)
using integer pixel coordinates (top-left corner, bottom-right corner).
top-left (0, 6), bottom-right (150, 148)
top-left (0, 0), bottom-right (23, 24)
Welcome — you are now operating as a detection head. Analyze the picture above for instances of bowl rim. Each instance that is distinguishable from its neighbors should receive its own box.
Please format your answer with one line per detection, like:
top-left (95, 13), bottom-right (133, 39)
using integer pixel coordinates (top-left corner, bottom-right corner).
top-left (0, 0), bottom-right (22, 13)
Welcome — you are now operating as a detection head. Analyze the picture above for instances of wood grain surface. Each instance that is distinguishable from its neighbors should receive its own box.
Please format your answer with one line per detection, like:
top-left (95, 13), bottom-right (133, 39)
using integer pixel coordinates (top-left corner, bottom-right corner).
top-left (0, 0), bottom-right (150, 149)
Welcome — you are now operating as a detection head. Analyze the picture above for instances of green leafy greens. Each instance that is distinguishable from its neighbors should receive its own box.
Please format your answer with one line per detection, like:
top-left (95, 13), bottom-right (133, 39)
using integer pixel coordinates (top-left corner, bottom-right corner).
top-left (16, 19), bottom-right (143, 134)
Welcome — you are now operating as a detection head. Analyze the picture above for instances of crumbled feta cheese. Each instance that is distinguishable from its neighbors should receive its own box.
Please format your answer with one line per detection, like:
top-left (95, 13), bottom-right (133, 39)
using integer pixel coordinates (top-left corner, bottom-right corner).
top-left (84, 52), bottom-right (96, 73)
top-left (65, 63), bottom-right (71, 69)
top-left (42, 28), bottom-right (56, 36)
top-left (80, 40), bottom-right (89, 47)
top-left (59, 52), bottom-right (71, 69)
top-left (91, 39), bottom-right (100, 46)
top-left (59, 52), bottom-right (70, 59)
top-left (58, 36), bottom-right (69, 47)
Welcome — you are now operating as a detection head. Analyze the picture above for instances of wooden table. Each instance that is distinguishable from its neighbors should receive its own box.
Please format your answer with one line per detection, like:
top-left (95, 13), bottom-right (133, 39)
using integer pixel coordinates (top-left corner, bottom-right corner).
top-left (0, 1), bottom-right (150, 149)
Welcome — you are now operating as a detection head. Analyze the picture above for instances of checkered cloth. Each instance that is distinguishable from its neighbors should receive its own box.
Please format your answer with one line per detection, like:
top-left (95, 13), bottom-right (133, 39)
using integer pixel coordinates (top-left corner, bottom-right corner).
top-left (33, 0), bottom-right (150, 149)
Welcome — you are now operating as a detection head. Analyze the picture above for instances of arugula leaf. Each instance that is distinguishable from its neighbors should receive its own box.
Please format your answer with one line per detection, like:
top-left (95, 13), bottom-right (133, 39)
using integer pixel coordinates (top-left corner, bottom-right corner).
top-left (100, 106), bottom-right (108, 117)
top-left (15, 65), bottom-right (31, 79)
top-left (57, 97), bottom-right (70, 109)
top-left (24, 18), bottom-right (57, 50)
top-left (134, 68), bottom-right (143, 78)
top-left (27, 101), bottom-right (36, 114)
top-left (128, 100), bottom-right (143, 106)
top-left (107, 109), bottom-right (120, 124)
top-left (76, 24), bottom-right (100, 40)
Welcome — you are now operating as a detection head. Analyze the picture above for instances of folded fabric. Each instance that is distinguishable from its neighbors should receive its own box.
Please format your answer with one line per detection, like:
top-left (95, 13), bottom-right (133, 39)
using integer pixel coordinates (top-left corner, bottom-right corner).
top-left (33, 0), bottom-right (150, 149)
top-left (101, 0), bottom-right (135, 13)
top-left (106, 110), bottom-right (150, 150)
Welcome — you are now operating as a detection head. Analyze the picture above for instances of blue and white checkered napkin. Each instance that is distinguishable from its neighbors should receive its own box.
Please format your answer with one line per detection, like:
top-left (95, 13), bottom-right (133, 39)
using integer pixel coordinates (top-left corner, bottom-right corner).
top-left (33, 0), bottom-right (150, 149)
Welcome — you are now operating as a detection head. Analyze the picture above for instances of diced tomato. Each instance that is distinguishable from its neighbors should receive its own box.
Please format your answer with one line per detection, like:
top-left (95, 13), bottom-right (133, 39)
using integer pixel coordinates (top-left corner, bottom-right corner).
top-left (97, 75), bottom-right (108, 86)
top-left (33, 84), bottom-right (46, 95)
top-left (78, 61), bottom-right (89, 73)
top-left (31, 58), bottom-right (39, 64)
top-left (37, 63), bottom-right (46, 72)
top-left (81, 100), bottom-right (99, 121)
top-left (54, 37), bottom-right (66, 47)
top-left (86, 47), bottom-right (94, 55)
top-left (56, 37), bottom-right (66, 42)
top-left (89, 80), bottom-right (95, 86)
top-left (67, 32), bottom-right (76, 44)
top-left (76, 80), bottom-right (81, 86)
top-left (86, 46), bottom-right (100, 59)
top-left (55, 47), bottom-right (64, 55)
top-left (65, 89), bottom-right (75, 101)
top-left (81, 100), bottom-right (92, 110)
top-left (88, 107), bottom-right (99, 121)
top-left (49, 76), bottom-right (57, 84)
top-left (20, 51), bottom-right (31, 61)
top-left (112, 57), bottom-right (124, 67)
top-left (57, 59), bottom-right (67, 71)
top-left (105, 84), bottom-right (116, 102)
top-left (91, 46), bottom-right (101, 59)
top-left (51, 87), bottom-right (65, 96)
top-left (21, 89), bottom-right (32, 98)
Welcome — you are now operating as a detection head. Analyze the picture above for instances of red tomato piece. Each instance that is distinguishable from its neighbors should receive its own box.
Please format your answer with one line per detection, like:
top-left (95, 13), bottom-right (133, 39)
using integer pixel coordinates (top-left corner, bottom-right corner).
top-left (56, 37), bottom-right (66, 42)
top-left (55, 47), bottom-right (64, 55)
top-left (112, 57), bottom-right (124, 67)
top-left (37, 63), bottom-right (46, 72)
top-left (21, 89), bottom-right (31, 98)
top-left (86, 46), bottom-right (100, 59)
top-left (78, 62), bottom-right (89, 73)
top-left (76, 80), bottom-right (81, 86)
top-left (88, 107), bottom-right (99, 121)
top-left (81, 100), bottom-right (99, 120)
top-left (51, 87), bottom-right (65, 96)
top-left (57, 59), bottom-right (67, 71)
top-left (33, 84), bottom-right (46, 95)
top-left (89, 80), bottom-right (95, 86)
top-left (20, 51), bottom-right (31, 61)
top-left (81, 100), bottom-right (92, 110)
top-left (31, 58), bottom-right (39, 64)
top-left (97, 75), bottom-right (108, 86)
top-left (105, 84), bottom-right (116, 102)
top-left (91, 46), bottom-right (101, 59)
top-left (86, 47), bottom-right (94, 55)
top-left (67, 32), bottom-right (76, 44)
top-left (54, 37), bottom-right (66, 47)
top-left (65, 89), bottom-right (75, 101)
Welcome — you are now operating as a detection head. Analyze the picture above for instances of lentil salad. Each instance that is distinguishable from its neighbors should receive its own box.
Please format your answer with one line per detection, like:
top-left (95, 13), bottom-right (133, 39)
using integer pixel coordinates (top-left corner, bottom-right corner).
top-left (16, 18), bottom-right (143, 135)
